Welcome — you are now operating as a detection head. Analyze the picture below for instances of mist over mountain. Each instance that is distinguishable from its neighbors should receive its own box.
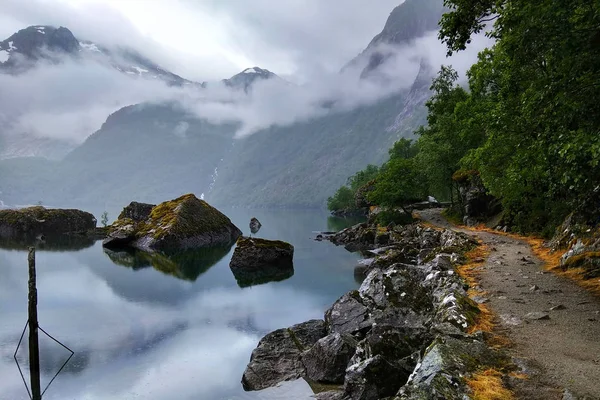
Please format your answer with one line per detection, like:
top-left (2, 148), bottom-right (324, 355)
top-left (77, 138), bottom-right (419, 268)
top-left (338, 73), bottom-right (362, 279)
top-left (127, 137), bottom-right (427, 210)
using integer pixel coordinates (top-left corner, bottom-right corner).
top-left (0, 0), bottom-right (489, 210)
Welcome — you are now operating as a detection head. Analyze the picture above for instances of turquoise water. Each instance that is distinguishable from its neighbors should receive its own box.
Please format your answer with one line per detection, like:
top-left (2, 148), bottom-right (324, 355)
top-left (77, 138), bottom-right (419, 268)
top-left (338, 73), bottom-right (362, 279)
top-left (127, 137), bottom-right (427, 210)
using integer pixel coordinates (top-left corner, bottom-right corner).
top-left (0, 209), bottom-right (360, 400)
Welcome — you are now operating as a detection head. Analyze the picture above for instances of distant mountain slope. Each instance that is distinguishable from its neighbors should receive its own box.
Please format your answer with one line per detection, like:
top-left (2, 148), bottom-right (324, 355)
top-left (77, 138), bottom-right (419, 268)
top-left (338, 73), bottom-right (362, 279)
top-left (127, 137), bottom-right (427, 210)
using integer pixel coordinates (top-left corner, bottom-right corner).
top-left (208, 0), bottom-right (444, 207)
top-left (0, 25), bottom-right (201, 161)
top-left (0, 25), bottom-right (194, 85)
top-left (0, 0), bottom-right (446, 209)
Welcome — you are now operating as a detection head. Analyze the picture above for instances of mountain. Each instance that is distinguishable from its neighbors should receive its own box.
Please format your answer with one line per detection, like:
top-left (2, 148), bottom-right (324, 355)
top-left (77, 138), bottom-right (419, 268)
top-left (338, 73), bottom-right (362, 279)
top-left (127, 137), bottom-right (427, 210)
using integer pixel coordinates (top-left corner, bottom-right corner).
top-left (0, 25), bottom-right (200, 161)
top-left (346, 0), bottom-right (446, 77)
top-left (222, 67), bottom-right (279, 92)
top-left (207, 0), bottom-right (444, 207)
top-left (0, 25), bottom-right (193, 85)
top-left (0, 0), bottom-right (446, 209)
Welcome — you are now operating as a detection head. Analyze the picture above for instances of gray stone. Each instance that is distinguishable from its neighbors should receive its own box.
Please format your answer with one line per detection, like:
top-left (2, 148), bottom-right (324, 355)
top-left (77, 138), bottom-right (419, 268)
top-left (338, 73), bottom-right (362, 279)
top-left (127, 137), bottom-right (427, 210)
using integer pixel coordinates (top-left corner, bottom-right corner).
top-left (400, 337), bottom-right (503, 400)
top-left (313, 391), bottom-right (346, 400)
top-left (302, 333), bottom-right (358, 383)
top-left (344, 355), bottom-right (408, 400)
top-left (241, 319), bottom-right (326, 391)
top-left (325, 291), bottom-right (372, 335)
top-left (230, 237), bottom-right (294, 270)
top-left (104, 194), bottom-right (241, 252)
top-left (117, 201), bottom-right (154, 222)
top-left (0, 206), bottom-right (96, 240)
top-left (525, 312), bottom-right (550, 320)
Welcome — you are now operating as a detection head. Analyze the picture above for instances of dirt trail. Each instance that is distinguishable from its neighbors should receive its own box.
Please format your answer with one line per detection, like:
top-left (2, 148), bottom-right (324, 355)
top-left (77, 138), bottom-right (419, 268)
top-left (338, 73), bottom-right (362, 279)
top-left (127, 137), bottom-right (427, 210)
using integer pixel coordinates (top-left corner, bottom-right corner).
top-left (419, 209), bottom-right (600, 400)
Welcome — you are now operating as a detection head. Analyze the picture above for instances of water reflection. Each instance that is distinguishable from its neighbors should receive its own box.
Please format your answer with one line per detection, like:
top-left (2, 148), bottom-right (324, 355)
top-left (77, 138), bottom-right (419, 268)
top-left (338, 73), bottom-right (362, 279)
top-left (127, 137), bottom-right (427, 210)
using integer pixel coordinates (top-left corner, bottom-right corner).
top-left (0, 208), bottom-right (359, 400)
top-left (103, 244), bottom-right (234, 281)
top-left (231, 263), bottom-right (294, 288)
top-left (326, 215), bottom-right (365, 232)
top-left (0, 234), bottom-right (95, 252)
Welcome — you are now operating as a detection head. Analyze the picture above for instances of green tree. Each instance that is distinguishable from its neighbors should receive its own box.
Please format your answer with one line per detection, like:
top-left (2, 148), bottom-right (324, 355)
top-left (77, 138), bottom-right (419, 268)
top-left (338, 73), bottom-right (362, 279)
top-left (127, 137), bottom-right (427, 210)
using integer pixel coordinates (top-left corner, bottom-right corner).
top-left (368, 157), bottom-right (427, 212)
top-left (327, 186), bottom-right (355, 211)
top-left (101, 211), bottom-right (109, 227)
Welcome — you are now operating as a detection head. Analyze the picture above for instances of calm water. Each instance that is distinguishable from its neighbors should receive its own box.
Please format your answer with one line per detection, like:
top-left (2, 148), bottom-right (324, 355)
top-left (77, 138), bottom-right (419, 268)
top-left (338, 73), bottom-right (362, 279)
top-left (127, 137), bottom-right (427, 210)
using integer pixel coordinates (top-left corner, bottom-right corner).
top-left (0, 209), bottom-right (361, 400)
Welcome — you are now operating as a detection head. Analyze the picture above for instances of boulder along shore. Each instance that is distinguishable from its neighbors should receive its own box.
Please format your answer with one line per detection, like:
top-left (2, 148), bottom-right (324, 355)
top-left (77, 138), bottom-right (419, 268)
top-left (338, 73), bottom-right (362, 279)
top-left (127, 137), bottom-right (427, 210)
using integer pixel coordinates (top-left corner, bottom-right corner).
top-left (241, 221), bottom-right (511, 400)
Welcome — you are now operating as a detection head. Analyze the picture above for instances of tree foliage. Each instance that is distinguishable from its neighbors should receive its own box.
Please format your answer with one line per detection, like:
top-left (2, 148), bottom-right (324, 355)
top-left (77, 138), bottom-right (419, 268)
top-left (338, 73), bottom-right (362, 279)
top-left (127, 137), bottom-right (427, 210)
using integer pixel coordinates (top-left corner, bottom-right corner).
top-left (331, 0), bottom-right (600, 234)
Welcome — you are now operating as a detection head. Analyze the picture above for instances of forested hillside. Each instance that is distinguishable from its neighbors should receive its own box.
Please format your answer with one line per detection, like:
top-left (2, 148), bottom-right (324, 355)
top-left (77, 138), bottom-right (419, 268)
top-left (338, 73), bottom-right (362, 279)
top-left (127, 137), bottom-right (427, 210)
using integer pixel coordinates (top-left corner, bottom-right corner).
top-left (329, 0), bottom-right (600, 236)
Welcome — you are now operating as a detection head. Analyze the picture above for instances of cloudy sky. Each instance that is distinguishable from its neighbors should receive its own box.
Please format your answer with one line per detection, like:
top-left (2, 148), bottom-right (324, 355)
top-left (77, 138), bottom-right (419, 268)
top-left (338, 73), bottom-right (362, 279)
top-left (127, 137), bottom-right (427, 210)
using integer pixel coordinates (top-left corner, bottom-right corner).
top-left (0, 0), bottom-right (402, 82)
top-left (0, 0), bottom-right (494, 150)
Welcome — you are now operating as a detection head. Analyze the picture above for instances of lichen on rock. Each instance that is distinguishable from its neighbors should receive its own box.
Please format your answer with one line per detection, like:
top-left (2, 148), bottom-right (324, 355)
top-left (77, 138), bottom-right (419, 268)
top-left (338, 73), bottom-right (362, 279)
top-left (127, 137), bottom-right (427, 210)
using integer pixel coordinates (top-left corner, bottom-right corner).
top-left (103, 194), bottom-right (241, 252)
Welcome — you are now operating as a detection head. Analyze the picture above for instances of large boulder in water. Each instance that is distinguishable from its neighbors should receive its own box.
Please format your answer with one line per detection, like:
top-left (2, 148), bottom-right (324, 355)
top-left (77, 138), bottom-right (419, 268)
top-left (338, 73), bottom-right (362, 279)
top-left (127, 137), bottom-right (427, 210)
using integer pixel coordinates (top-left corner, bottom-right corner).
top-left (0, 206), bottom-right (96, 240)
top-left (230, 236), bottom-right (294, 270)
top-left (103, 194), bottom-right (241, 252)
top-left (241, 319), bottom-right (326, 391)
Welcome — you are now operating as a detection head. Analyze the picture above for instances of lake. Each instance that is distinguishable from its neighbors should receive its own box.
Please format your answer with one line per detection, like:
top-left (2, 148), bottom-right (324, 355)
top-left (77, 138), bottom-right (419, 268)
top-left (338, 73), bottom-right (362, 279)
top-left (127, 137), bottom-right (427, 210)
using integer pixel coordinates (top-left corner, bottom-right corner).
top-left (0, 208), bottom-right (362, 400)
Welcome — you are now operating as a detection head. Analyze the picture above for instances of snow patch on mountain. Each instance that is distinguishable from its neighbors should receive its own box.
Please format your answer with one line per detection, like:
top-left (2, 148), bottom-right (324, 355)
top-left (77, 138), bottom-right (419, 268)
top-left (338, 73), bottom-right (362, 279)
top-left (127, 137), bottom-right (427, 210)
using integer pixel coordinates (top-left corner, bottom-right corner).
top-left (0, 51), bottom-right (9, 63)
top-left (131, 66), bottom-right (149, 75)
top-left (80, 41), bottom-right (101, 53)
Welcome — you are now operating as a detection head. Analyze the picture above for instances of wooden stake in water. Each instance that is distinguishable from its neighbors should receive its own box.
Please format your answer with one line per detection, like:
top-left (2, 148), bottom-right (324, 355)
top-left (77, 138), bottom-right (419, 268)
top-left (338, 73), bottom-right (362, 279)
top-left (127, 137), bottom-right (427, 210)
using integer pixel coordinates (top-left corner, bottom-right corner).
top-left (27, 247), bottom-right (42, 400)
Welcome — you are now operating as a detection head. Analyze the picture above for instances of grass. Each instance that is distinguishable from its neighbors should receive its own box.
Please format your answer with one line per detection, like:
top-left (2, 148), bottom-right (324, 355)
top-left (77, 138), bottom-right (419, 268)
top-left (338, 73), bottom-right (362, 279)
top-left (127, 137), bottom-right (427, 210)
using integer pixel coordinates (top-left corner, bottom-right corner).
top-left (467, 369), bottom-right (515, 400)
top-left (457, 242), bottom-right (496, 334)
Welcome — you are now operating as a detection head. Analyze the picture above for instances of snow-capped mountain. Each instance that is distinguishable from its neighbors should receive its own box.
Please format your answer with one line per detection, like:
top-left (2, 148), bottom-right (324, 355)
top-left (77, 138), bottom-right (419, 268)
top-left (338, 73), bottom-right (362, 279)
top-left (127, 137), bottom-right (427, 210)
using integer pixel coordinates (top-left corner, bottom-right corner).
top-left (0, 25), bottom-right (196, 86)
top-left (0, 25), bottom-right (204, 160)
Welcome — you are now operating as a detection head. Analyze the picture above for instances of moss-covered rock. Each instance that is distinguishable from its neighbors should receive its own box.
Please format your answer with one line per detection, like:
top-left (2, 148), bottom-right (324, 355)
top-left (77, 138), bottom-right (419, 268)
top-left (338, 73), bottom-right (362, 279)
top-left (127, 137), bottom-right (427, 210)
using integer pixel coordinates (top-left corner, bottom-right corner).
top-left (230, 236), bottom-right (294, 270)
top-left (0, 206), bottom-right (96, 240)
top-left (103, 194), bottom-right (241, 252)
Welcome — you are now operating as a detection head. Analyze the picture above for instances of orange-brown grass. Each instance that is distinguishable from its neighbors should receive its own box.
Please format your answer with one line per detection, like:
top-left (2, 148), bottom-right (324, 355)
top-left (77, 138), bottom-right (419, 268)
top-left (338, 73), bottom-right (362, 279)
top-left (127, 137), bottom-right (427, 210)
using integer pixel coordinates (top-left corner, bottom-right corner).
top-left (467, 225), bottom-right (600, 296)
top-left (467, 369), bottom-right (515, 400)
top-left (458, 242), bottom-right (497, 334)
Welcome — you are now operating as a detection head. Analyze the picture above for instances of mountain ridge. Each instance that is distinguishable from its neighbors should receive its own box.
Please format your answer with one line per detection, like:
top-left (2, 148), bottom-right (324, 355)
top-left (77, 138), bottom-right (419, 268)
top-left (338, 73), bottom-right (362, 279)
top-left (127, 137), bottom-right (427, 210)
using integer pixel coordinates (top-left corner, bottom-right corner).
top-left (0, 0), bottom-right (446, 208)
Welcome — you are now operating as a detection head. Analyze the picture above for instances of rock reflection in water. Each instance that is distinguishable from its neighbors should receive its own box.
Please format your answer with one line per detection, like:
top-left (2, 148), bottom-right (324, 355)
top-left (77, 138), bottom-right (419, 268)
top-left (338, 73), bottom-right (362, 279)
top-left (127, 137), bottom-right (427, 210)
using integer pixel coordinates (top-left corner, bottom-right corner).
top-left (0, 234), bottom-right (96, 252)
top-left (103, 244), bottom-right (234, 281)
top-left (231, 262), bottom-right (294, 288)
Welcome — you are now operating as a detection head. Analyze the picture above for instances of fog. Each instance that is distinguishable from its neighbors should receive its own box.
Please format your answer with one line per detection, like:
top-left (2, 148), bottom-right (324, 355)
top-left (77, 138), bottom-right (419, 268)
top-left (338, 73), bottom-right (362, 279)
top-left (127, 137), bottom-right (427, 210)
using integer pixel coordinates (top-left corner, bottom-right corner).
top-left (0, 28), bottom-right (492, 145)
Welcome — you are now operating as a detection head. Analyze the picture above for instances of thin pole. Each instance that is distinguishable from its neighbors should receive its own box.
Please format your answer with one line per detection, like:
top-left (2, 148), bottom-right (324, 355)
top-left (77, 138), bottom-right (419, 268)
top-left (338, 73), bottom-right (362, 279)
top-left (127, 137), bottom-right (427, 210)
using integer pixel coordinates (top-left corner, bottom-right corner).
top-left (28, 247), bottom-right (42, 400)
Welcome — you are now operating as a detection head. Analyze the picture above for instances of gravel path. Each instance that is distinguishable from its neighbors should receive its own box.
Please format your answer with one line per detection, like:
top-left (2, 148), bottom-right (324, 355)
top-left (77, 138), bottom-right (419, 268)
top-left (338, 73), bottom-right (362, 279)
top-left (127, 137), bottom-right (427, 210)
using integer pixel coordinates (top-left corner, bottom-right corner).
top-left (419, 209), bottom-right (600, 400)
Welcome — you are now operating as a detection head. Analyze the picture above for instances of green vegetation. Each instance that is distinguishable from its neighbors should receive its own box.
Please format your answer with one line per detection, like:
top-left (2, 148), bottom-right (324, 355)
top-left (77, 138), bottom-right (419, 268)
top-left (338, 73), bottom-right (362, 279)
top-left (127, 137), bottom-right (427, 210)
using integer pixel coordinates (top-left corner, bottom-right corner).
top-left (330, 0), bottom-right (600, 235)
top-left (372, 209), bottom-right (414, 226)
top-left (327, 164), bottom-right (379, 212)
top-left (100, 211), bottom-right (109, 227)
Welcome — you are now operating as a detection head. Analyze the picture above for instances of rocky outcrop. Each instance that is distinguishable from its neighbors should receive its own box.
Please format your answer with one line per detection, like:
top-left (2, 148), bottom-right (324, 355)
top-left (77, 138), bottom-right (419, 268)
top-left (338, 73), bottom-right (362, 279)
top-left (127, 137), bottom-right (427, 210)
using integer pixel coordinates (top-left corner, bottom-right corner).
top-left (229, 237), bottom-right (294, 286)
top-left (550, 209), bottom-right (600, 279)
top-left (0, 206), bottom-right (96, 240)
top-left (230, 237), bottom-right (294, 268)
top-left (241, 221), bottom-right (497, 399)
top-left (117, 201), bottom-right (154, 222)
top-left (241, 319), bottom-right (326, 391)
top-left (103, 194), bottom-right (241, 253)
top-left (453, 170), bottom-right (501, 226)
top-left (302, 333), bottom-right (358, 384)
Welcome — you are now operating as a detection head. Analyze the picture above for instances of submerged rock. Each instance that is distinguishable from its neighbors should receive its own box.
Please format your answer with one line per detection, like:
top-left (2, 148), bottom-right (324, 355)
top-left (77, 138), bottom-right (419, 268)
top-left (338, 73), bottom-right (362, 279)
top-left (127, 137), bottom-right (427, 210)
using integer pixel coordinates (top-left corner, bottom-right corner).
top-left (103, 194), bottom-right (241, 252)
top-left (0, 206), bottom-right (96, 240)
top-left (241, 319), bottom-right (326, 391)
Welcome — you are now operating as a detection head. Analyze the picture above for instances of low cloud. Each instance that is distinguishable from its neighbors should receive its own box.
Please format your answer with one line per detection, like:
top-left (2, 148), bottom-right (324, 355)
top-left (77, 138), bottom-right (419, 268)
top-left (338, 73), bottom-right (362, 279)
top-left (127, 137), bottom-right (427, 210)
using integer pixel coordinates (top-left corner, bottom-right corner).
top-left (0, 29), bottom-right (492, 146)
